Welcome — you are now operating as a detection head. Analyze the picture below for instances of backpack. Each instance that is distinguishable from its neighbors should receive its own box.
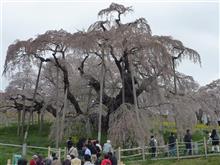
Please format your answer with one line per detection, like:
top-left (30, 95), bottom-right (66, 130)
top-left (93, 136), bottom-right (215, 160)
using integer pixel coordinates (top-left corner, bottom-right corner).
top-left (44, 159), bottom-right (52, 165)
top-left (184, 134), bottom-right (191, 143)
top-left (149, 139), bottom-right (156, 147)
top-left (213, 134), bottom-right (219, 141)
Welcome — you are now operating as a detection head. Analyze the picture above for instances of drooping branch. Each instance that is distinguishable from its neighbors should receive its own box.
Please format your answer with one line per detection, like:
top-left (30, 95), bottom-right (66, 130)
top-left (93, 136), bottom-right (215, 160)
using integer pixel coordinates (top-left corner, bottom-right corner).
top-left (172, 49), bottom-right (185, 94)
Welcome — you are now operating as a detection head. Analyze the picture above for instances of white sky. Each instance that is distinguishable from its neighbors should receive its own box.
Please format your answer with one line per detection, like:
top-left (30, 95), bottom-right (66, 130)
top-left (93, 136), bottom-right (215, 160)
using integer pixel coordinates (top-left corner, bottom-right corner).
top-left (0, 0), bottom-right (219, 91)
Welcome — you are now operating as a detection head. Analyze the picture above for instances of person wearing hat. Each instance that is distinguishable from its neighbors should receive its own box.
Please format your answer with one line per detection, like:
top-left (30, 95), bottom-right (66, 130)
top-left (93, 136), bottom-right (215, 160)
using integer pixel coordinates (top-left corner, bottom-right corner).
top-left (30, 155), bottom-right (38, 165)
top-left (103, 140), bottom-right (113, 154)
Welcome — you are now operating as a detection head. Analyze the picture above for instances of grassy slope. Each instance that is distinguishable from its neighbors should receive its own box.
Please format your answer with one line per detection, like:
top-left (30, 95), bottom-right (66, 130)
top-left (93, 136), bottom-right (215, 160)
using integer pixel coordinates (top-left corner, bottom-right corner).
top-left (0, 123), bottom-right (52, 164)
top-left (0, 122), bottom-right (219, 164)
top-left (0, 123), bottom-right (52, 146)
top-left (126, 156), bottom-right (220, 165)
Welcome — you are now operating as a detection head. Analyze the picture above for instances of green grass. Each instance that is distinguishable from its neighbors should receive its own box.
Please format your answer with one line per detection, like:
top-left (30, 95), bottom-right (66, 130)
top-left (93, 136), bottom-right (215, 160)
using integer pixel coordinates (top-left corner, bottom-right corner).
top-left (0, 123), bottom-right (52, 146)
top-left (0, 123), bottom-right (52, 164)
top-left (126, 156), bottom-right (220, 165)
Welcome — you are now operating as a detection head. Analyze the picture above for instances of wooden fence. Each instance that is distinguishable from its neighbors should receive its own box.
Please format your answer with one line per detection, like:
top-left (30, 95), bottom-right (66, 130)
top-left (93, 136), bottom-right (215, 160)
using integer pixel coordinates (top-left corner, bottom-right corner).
top-left (117, 137), bottom-right (220, 164)
top-left (1, 137), bottom-right (220, 165)
top-left (0, 142), bottom-right (66, 165)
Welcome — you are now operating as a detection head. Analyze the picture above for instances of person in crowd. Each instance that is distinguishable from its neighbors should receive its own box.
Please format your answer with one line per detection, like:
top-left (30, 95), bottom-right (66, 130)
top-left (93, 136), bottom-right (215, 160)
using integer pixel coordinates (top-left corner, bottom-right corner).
top-left (210, 129), bottom-right (220, 152)
top-left (93, 140), bottom-right (101, 160)
top-left (84, 154), bottom-right (94, 165)
top-left (184, 129), bottom-right (192, 155)
top-left (108, 152), bottom-right (117, 165)
top-left (51, 153), bottom-right (61, 165)
top-left (62, 155), bottom-right (71, 165)
top-left (149, 135), bottom-right (157, 158)
top-left (100, 154), bottom-right (112, 165)
top-left (36, 155), bottom-right (44, 165)
top-left (30, 155), bottom-right (38, 165)
top-left (76, 137), bottom-right (87, 159)
top-left (207, 132), bottom-right (212, 144)
top-left (94, 152), bottom-right (102, 165)
top-left (88, 140), bottom-right (97, 163)
top-left (67, 137), bottom-right (74, 152)
top-left (18, 158), bottom-right (28, 165)
top-left (44, 154), bottom-right (53, 165)
top-left (84, 144), bottom-right (92, 156)
top-left (94, 140), bottom-right (102, 153)
top-left (103, 140), bottom-right (113, 154)
top-left (70, 154), bottom-right (81, 165)
top-left (168, 132), bottom-right (176, 156)
top-left (68, 145), bottom-right (79, 158)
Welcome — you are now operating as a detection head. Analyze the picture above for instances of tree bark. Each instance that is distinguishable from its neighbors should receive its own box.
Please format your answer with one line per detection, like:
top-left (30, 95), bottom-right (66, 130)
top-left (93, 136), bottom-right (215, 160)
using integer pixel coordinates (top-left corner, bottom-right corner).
top-left (53, 52), bottom-right (83, 115)
top-left (98, 51), bottom-right (105, 142)
top-left (55, 66), bottom-right (60, 148)
top-left (24, 60), bottom-right (42, 146)
top-left (60, 89), bottom-right (67, 141)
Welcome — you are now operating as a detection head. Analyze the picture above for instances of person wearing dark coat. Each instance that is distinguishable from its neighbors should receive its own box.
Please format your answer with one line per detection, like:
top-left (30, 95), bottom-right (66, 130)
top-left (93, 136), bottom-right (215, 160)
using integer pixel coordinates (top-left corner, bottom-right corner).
top-left (18, 158), bottom-right (28, 165)
top-left (66, 137), bottom-right (73, 151)
top-left (210, 129), bottom-right (220, 152)
top-left (108, 152), bottom-right (117, 165)
top-left (184, 129), bottom-right (192, 155)
top-left (168, 132), bottom-right (176, 156)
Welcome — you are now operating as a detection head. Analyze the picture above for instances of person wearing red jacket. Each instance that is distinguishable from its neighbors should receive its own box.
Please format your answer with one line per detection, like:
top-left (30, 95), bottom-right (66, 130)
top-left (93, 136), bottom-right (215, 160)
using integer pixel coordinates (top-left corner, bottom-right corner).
top-left (29, 155), bottom-right (38, 165)
top-left (101, 154), bottom-right (112, 165)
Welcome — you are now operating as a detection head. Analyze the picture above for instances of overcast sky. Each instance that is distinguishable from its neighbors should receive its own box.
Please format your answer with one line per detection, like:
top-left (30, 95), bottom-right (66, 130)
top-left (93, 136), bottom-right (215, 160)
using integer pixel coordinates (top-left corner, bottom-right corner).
top-left (0, 0), bottom-right (219, 91)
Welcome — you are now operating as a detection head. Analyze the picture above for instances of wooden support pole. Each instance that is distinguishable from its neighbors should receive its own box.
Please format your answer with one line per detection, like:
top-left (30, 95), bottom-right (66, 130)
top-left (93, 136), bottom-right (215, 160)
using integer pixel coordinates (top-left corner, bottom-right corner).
top-left (204, 137), bottom-right (207, 158)
top-left (142, 145), bottom-right (145, 160)
top-left (48, 146), bottom-right (51, 157)
top-left (176, 139), bottom-right (179, 160)
top-left (58, 148), bottom-right (61, 160)
top-left (7, 159), bottom-right (11, 165)
top-left (118, 147), bottom-right (121, 164)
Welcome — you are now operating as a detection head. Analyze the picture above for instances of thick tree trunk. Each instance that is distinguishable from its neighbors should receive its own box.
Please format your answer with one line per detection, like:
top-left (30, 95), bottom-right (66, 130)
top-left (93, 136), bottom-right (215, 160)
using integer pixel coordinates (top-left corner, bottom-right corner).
top-left (55, 66), bottom-right (60, 148)
top-left (60, 89), bottom-right (67, 141)
top-left (98, 51), bottom-right (105, 142)
top-left (79, 53), bottom-right (138, 131)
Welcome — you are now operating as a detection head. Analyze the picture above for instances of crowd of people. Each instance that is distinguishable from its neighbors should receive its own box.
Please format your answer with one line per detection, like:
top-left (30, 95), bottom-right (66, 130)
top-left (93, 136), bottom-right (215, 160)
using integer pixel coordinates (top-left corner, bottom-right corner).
top-left (16, 128), bottom-right (220, 164)
top-left (17, 138), bottom-right (117, 165)
top-left (149, 129), bottom-right (220, 158)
